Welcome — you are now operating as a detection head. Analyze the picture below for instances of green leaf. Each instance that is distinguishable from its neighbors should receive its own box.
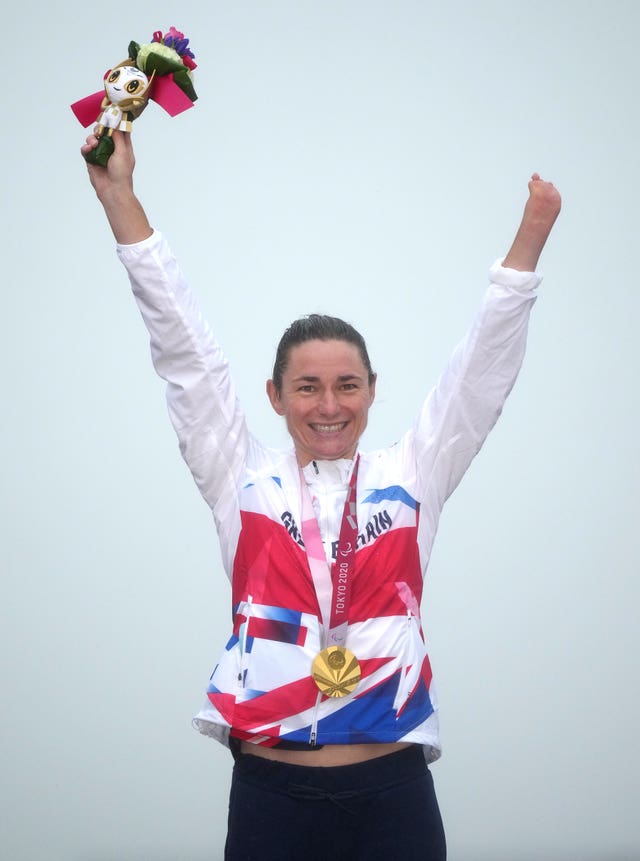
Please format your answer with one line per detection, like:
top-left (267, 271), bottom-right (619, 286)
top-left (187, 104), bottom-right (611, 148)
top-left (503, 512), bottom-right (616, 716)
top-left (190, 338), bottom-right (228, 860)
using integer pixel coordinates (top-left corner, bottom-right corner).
top-left (128, 41), bottom-right (140, 63)
top-left (172, 68), bottom-right (198, 102)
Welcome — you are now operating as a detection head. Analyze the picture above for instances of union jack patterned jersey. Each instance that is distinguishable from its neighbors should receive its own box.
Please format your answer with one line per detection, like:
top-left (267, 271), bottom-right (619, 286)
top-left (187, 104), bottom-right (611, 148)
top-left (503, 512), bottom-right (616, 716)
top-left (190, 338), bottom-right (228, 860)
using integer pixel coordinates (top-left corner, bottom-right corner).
top-left (118, 232), bottom-right (540, 761)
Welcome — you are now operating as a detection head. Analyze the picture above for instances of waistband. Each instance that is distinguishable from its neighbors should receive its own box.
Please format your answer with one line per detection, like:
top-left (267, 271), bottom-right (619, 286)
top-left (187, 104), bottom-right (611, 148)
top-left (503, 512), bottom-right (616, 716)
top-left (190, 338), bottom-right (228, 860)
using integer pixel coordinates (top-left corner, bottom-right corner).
top-left (231, 743), bottom-right (428, 798)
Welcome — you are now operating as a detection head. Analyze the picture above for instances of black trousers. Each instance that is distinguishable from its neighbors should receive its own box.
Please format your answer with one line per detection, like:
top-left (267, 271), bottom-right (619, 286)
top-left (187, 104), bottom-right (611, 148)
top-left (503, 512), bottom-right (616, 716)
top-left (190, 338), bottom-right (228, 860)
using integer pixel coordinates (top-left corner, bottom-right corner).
top-left (224, 745), bottom-right (446, 860)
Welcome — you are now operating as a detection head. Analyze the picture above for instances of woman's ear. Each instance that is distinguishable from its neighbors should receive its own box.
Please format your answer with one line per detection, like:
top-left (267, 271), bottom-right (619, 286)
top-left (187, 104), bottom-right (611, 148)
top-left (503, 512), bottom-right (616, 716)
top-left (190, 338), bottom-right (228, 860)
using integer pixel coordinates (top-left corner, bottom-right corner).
top-left (368, 373), bottom-right (377, 406)
top-left (266, 379), bottom-right (285, 415)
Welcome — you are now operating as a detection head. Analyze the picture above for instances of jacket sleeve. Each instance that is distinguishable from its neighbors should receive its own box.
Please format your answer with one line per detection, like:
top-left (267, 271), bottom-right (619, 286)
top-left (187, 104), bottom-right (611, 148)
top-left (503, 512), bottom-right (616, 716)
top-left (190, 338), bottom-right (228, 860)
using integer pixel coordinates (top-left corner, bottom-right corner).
top-left (116, 230), bottom-right (249, 516)
top-left (411, 260), bottom-right (541, 507)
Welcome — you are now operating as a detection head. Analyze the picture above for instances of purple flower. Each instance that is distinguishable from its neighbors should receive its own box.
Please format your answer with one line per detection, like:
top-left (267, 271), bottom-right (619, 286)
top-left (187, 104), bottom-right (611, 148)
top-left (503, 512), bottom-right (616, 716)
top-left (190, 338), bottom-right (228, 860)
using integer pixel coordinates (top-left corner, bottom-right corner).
top-left (151, 26), bottom-right (196, 60)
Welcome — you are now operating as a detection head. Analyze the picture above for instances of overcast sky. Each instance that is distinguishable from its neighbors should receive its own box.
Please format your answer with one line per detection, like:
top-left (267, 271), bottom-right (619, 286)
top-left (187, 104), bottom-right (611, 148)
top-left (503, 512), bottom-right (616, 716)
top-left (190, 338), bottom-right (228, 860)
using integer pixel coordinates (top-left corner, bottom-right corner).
top-left (2, 2), bottom-right (639, 859)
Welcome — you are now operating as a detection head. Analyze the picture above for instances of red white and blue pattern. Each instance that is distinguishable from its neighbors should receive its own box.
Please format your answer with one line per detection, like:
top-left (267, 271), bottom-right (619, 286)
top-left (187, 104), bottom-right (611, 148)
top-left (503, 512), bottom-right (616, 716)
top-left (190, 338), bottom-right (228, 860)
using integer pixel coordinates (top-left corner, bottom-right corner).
top-left (203, 468), bottom-right (434, 746)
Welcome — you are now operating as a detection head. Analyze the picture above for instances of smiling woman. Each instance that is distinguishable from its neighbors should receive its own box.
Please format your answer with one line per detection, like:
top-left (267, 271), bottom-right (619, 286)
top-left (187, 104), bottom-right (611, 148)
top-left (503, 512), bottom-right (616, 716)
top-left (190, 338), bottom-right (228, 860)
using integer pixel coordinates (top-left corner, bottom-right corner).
top-left (81, 128), bottom-right (560, 860)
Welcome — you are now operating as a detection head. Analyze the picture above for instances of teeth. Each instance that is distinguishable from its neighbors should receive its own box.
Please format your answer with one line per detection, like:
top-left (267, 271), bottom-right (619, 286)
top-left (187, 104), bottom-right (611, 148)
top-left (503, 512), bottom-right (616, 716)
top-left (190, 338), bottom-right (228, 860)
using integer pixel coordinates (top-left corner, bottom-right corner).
top-left (312, 423), bottom-right (345, 433)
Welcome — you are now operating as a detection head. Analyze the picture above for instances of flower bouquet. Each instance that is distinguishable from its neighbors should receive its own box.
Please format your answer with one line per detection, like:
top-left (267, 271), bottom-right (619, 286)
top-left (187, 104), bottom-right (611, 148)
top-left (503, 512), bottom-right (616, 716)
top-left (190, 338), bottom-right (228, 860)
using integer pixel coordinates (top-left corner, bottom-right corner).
top-left (72, 27), bottom-right (198, 166)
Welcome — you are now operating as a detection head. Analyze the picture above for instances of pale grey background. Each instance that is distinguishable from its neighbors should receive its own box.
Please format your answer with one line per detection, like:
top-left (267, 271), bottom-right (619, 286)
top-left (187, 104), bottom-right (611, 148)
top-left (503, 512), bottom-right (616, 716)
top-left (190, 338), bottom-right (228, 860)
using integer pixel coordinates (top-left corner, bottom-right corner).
top-left (2, 1), bottom-right (639, 859)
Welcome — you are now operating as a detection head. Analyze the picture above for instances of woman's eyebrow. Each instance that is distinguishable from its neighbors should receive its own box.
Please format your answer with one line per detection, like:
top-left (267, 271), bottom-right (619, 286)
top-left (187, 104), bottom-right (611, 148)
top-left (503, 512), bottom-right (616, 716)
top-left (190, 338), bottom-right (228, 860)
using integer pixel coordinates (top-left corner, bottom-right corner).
top-left (291, 373), bottom-right (364, 383)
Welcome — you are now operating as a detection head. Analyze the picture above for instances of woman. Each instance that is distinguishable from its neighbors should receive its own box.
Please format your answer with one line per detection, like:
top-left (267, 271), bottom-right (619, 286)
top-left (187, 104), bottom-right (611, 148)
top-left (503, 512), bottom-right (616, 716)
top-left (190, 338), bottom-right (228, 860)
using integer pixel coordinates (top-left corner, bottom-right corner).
top-left (82, 129), bottom-right (561, 860)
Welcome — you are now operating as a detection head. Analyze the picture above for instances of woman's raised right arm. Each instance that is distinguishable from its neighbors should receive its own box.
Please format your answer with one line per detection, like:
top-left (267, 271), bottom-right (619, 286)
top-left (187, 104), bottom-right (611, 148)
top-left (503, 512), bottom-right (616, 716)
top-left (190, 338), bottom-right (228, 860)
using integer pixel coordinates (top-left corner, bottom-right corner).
top-left (82, 129), bottom-right (152, 245)
top-left (81, 130), bottom-right (250, 518)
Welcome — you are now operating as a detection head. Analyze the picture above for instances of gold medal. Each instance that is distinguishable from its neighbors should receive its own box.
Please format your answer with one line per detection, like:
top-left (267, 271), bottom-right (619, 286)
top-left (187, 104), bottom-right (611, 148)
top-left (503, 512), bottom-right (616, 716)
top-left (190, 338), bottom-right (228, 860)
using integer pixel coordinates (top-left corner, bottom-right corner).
top-left (311, 646), bottom-right (361, 698)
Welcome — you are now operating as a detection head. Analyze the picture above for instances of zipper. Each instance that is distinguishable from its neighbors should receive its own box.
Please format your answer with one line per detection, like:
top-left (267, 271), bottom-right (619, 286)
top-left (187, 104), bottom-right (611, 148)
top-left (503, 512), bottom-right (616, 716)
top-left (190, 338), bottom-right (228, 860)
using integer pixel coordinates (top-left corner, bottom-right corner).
top-left (238, 594), bottom-right (253, 687)
top-left (393, 609), bottom-right (415, 713)
top-left (309, 691), bottom-right (323, 746)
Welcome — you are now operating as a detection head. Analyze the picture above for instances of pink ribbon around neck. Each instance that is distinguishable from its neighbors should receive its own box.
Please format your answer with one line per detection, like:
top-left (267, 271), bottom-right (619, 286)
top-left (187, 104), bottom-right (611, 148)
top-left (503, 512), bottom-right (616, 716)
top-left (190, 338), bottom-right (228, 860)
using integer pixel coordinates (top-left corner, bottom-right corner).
top-left (300, 456), bottom-right (360, 649)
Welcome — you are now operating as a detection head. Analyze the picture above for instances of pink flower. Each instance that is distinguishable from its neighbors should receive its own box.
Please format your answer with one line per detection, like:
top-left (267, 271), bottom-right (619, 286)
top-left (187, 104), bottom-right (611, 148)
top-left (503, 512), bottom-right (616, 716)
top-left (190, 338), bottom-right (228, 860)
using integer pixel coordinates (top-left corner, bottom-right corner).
top-left (150, 25), bottom-right (196, 64)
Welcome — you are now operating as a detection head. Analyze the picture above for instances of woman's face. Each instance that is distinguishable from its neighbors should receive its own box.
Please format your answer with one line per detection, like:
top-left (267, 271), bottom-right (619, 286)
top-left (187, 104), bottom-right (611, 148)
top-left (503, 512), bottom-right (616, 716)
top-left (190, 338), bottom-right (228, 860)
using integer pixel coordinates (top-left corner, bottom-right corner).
top-left (266, 339), bottom-right (376, 465)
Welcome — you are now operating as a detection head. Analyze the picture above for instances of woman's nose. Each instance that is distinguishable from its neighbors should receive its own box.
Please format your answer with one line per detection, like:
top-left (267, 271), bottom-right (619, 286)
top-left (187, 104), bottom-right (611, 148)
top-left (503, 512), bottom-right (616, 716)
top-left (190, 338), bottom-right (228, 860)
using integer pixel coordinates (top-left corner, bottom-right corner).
top-left (318, 390), bottom-right (340, 416)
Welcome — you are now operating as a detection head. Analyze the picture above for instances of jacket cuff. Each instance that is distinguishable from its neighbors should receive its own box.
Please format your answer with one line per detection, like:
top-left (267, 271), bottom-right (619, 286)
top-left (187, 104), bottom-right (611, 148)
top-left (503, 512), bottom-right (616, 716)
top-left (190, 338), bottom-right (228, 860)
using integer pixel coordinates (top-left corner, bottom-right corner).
top-left (489, 257), bottom-right (542, 292)
top-left (116, 229), bottom-right (162, 258)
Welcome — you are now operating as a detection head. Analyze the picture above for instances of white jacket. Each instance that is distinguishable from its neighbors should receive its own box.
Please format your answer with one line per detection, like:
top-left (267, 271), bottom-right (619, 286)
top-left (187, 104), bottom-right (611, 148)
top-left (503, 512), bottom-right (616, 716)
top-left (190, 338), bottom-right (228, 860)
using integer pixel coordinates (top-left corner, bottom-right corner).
top-left (118, 231), bottom-right (540, 761)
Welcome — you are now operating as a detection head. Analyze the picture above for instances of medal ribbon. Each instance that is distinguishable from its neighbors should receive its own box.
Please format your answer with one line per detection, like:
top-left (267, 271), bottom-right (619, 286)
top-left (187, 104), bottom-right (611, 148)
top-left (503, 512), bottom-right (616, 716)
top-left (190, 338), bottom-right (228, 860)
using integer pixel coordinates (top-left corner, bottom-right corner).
top-left (300, 455), bottom-right (360, 649)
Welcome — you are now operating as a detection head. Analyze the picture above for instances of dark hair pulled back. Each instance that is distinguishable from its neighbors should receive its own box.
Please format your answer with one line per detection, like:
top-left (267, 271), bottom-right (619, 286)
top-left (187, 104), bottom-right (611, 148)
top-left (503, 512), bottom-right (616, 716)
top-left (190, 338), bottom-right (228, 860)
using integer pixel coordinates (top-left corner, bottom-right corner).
top-left (271, 314), bottom-right (375, 393)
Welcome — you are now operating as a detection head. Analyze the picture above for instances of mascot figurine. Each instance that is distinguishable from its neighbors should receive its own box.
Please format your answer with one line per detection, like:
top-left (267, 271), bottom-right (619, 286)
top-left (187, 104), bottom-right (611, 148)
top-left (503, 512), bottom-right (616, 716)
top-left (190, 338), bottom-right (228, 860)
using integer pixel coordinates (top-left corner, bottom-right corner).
top-left (72, 27), bottom-right (197, 166)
